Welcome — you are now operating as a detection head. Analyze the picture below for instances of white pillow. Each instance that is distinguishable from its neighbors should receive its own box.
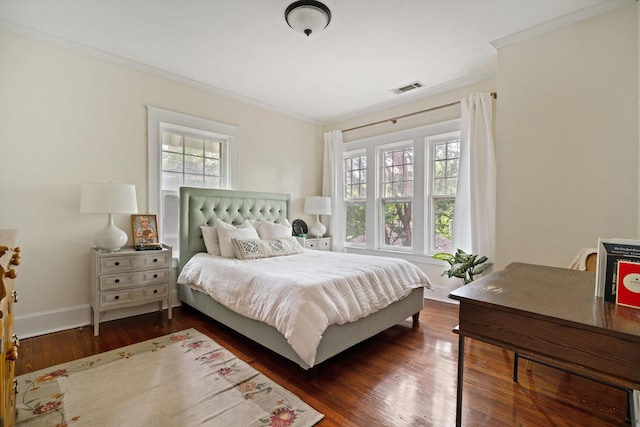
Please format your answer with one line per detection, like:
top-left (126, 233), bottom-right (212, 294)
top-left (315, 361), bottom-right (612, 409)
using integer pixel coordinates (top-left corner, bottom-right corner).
top-left (216, 219), bottom-right (260, 258)
top-left (200, 226), bottom-right (220, 256)
top-left (257, 219), bottom-right (292, 240)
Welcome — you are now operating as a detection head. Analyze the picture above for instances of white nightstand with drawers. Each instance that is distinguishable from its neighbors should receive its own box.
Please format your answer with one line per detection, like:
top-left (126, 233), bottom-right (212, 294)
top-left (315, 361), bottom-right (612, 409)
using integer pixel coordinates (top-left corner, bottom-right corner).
top-left (295, 236), bottom-right (332, 251)
top-left (90, 245), bottom-right (172, 336)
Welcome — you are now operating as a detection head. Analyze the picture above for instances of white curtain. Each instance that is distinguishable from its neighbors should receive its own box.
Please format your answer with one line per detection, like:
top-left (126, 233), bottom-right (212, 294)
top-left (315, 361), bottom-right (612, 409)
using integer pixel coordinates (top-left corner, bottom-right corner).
top-left (452, 93), bottom-right (496, 262)
top-left (322, 130), bottom-right (344, 251)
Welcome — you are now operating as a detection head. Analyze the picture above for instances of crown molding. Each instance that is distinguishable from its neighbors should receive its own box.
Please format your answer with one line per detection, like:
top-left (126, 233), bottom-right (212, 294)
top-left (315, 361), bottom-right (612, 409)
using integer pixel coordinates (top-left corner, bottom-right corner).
top-left (491, 0), bottom-right (635, 49)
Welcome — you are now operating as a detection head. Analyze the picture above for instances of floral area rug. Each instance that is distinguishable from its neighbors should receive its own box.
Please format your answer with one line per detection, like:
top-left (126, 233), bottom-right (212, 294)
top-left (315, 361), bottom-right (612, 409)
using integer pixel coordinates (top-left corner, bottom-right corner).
top-left (15, 328), bottom-right (324, 426)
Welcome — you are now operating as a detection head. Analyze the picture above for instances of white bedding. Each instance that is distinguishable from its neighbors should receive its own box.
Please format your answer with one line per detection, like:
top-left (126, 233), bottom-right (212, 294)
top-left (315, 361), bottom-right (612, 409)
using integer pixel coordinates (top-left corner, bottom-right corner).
top-left (177, 250), bottom-right (431, 367)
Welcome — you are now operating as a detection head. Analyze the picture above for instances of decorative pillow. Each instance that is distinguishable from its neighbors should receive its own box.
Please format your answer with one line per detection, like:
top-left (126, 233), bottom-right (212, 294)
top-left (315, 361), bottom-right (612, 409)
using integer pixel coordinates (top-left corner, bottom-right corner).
top-left (231, 236), bottom-right (305, 260)
top-left (231, 238), bottom-right (270, 260)
top-left (256, 219), bottom-right (293, 240)
top-left (200, 226), bottom-right (220, 256)
top-left (277, 236), bottom-right (305, 253)
top-left (216, 219), bottom-right (260, 258)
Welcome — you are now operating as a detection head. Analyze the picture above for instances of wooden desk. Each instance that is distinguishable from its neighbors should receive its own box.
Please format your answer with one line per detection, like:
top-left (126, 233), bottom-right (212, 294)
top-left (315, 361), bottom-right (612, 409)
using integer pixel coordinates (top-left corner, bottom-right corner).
top-left (449, 262), bottom-right (640, 427)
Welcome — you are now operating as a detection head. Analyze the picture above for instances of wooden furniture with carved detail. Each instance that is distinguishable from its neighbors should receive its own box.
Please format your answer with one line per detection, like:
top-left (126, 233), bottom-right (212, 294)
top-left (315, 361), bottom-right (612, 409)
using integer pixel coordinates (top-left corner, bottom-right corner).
top-left (90, 245), bottom-right (172, 336)
top-left (0, 230), bottom-right (20, 427)
top-left (449, 262), bottom-right (640, 427)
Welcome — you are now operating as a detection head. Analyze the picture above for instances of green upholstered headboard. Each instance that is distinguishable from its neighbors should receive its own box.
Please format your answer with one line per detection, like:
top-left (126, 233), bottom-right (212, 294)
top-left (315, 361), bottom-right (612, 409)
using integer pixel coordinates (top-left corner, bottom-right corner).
top-left (178, 187), bottom-right (290, 271)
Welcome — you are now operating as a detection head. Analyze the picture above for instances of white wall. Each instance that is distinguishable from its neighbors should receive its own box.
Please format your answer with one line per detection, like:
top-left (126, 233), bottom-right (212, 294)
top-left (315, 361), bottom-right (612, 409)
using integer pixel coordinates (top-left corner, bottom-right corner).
top-left (495, 2), bottom-right (638, 269)
top-left (0, 30), bottom-right (323, 336)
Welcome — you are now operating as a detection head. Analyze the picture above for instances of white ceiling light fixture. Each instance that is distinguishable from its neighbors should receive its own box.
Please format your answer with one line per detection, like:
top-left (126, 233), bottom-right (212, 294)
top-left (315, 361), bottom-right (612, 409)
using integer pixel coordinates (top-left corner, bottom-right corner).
top-left (285, 1), bottom-right (331, 37)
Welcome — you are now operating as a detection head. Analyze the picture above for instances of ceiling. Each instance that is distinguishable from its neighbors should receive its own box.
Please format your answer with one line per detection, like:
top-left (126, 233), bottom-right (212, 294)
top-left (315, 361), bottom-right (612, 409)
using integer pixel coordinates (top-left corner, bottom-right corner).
top-left (0, 0), bottom-right (628, 123)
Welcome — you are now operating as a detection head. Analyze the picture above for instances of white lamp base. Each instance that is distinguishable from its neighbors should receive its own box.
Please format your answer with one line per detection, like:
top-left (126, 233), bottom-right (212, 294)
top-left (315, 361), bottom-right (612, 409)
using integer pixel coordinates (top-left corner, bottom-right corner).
top-left (93, 213), bottom-right (128, 252)
top-left (309, 215), bottom-right (326, 239)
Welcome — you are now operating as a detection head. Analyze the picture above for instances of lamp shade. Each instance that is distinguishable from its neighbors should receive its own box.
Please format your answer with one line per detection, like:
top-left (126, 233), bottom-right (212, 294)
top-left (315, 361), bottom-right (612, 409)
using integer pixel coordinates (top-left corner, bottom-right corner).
top-left (80, 183), bottom-right (138, 214)
top-left (304, 196), bottom-right (331, 216)
top-left (285, 1), bottom-right (331, 37)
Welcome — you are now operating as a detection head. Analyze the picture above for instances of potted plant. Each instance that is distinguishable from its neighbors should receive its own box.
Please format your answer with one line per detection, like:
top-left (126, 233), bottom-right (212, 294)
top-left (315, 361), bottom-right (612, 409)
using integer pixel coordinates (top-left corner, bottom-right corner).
top-left (433, 248), bottom-right (490, 285)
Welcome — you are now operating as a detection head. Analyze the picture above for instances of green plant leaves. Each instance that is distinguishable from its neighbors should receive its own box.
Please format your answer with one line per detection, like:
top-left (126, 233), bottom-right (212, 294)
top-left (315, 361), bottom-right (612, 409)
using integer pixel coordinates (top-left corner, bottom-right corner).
top-left (432, 249), bottom-right (490, 285)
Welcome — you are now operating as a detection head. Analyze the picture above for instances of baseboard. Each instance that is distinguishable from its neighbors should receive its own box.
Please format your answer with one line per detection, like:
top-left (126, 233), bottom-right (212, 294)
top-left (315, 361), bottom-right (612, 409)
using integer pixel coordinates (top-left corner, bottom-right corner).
top-left (15, 289), bottom-right (181, 339)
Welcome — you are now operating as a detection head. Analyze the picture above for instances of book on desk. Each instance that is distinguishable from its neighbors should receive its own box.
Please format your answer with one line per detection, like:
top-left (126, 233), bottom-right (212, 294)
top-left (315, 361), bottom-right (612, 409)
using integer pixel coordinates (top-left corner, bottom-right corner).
top-left (595, 237), bottom-right (640, 304)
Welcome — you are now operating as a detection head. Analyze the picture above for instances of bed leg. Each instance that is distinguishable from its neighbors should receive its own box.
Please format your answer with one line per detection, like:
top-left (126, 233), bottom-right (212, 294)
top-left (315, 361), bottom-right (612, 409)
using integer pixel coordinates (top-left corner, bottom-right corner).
top-left (412, 312), bottom-right (420, 327)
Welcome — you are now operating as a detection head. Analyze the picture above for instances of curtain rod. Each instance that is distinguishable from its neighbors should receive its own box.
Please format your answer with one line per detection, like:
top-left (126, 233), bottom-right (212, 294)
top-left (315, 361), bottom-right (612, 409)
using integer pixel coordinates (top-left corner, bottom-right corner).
top-left (342, 92), bottom-right (497, 133)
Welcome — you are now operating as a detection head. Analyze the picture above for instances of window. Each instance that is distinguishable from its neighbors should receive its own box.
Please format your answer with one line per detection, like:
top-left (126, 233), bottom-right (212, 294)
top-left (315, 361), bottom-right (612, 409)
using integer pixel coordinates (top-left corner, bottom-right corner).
top-left (381, 145), bottom-right (413, 248)
top-left (341, 120), bottom-right (460, 258)
top-left (429, 135), bottom-right (460, 253)
top-left (344, 154), bottom-right (367, 243)
top-left (148, 107), bottom-right (239, 255)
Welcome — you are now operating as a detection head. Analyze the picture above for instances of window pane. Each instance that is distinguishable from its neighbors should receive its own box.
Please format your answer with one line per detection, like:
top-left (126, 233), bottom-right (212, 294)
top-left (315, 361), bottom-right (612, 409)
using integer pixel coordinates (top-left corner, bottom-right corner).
top-left (344, 154), bottom-right (367, 200)
top-left (162, 132), bottom-right (183, 154)
top-left (384, 201), bottom-right (412, 247)
top-left (205, 140), bottom-right (221, 158)
top-left (204, 176), bottom-right (222, 187)
top-left (162, 172), bottom-right (183, 192)
top-left (346, 202), bottom-right (366, 243)
top-left (184, 174), bottom-right (204, 187)
top-left (205, 158), bottom-right (221, 176)
top-left (446, 159), bottom-right (459, 177)
top-left (184, 154), bottom-right (203, 174)
top-left (184, 136), bottom-right (203, 156)
top-left (382, 147), bottom-right (413, 198)
top-left (433, 198), bottom-right (455, 252)
top-left (434, 160), bottom-right (446, 178)
top-left (162, 152), bottom-right (183, 173)
top-left (432, 140), bottom-right (459, 196)
top-left (162, 192), bottom-right (179, 250)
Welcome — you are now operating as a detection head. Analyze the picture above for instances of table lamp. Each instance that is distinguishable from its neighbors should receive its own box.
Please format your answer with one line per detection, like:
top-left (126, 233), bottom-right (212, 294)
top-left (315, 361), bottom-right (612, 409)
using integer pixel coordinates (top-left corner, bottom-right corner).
top-left (304, 196), bottom-right (331, 238)
top-left (80, 183), bottom-right (138, 251)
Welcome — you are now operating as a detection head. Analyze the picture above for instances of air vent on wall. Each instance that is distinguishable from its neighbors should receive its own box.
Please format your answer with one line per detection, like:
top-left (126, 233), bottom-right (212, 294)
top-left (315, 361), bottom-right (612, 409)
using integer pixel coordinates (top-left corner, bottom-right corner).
top-left (391, 81), bottom-right (424, 95)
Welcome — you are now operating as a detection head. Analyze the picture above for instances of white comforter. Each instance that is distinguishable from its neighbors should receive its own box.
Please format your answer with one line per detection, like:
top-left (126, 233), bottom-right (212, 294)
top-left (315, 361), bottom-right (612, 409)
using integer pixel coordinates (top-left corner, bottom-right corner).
top-left (177, 250), bottom-right (431, 367)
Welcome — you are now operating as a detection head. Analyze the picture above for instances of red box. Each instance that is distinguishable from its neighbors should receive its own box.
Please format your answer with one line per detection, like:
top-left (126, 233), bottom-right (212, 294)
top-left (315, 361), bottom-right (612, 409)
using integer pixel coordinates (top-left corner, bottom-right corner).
top-left (616, 260), bottom-right (640, 309)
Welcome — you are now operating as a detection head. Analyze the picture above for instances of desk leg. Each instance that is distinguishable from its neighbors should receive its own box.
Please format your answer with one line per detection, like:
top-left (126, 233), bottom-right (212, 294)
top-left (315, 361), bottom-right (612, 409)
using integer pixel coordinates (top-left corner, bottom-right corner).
top-left (456, 334), bottom-right (465, 427)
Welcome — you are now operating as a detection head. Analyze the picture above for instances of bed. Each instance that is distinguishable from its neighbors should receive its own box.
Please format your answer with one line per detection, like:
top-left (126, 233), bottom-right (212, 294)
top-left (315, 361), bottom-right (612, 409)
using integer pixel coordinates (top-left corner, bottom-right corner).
top-left (177, 187), bottom-right (430, 370)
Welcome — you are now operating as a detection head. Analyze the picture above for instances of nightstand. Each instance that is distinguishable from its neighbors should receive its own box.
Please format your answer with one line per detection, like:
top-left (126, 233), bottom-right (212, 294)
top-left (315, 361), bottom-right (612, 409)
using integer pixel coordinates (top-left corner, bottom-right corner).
top-left (90, 245), bottom-right (172, 336)
top-left (296, 236), bottom-right (332, 251)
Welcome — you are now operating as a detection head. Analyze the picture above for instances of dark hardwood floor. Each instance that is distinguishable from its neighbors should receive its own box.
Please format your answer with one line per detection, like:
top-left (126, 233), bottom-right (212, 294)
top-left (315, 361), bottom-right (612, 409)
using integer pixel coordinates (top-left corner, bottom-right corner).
top-left (16, 299), bottom-right (628, 426)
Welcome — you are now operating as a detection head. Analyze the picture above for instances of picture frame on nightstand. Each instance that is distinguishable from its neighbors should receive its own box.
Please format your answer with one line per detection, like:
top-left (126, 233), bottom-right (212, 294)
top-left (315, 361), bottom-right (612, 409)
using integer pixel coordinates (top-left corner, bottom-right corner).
top-left (131, 214), bottom-right (161, 250)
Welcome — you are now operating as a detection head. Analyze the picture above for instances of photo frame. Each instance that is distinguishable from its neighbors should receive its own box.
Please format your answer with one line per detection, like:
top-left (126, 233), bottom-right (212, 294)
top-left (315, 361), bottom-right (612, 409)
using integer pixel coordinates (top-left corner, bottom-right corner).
top-left (131, 214), bottom-right (159, 248)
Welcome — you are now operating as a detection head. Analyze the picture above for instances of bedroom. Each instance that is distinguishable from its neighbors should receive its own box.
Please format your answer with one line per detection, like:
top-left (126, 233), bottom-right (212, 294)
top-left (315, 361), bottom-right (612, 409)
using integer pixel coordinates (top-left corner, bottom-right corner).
top-left (0, 0), bottom-right (638, 425)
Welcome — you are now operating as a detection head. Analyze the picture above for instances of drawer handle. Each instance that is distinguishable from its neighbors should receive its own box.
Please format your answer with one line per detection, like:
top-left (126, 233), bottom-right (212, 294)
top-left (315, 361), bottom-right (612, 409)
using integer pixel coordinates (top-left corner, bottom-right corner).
top-left (12, 290), bottom-right (18, 303)
top-left (153, 258), bottom-right (158, 263)
top-left (12, 334), bottom-right (19, 347)
top-left (114, 295), bottom-right (120, 300)
top-left (7, 345), bottom-right (18, 361)
top-left (153, 274), bottom-right (158, 278)
top-left (115, 279), bottom-right (120, 283)
top-left (153, 289), bottom-right (158, 294)
top-left (14, 378), bottom-right (19, 394)
top-left (114, 261), bottom-right (120, 266)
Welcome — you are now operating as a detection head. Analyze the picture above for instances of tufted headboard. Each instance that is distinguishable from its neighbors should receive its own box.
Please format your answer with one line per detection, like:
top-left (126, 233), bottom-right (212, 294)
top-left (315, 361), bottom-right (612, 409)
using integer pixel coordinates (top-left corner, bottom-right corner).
top-left (178, 187), bottom-right (290, 271)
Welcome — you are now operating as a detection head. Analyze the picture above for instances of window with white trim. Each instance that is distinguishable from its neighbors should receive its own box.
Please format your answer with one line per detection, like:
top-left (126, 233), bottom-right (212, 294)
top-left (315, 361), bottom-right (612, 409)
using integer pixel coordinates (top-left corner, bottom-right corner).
top-left (147, 107), bottom-right (239, 255)
top-left (341, 120), bottom-right (460, 257)
top-left (344, 153), bottom-right (367, 243)
top-left (429, 134), bottom-right (460, 253)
